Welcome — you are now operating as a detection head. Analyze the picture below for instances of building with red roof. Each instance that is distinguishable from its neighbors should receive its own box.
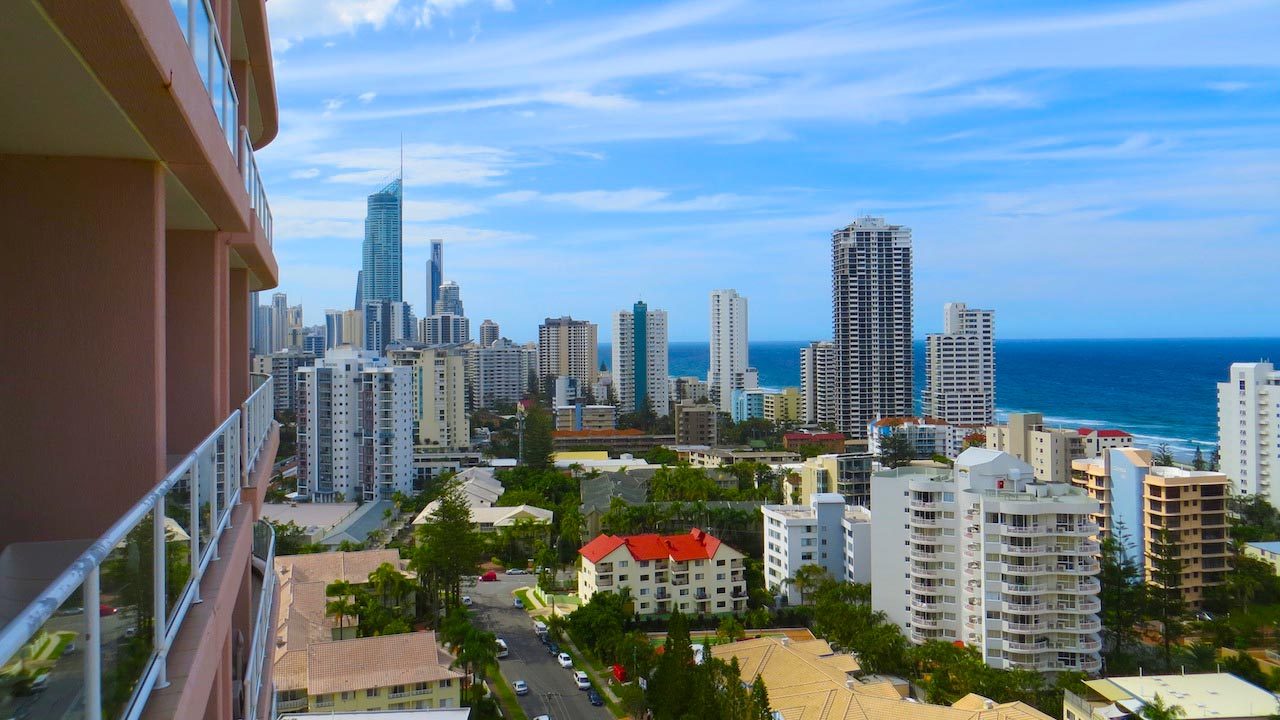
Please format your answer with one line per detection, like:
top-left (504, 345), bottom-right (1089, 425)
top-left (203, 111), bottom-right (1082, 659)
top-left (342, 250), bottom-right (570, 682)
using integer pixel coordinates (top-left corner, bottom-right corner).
top-left (577, 529), bottom-right (746, 616)
top-left (782, 431), bottom-right (847, 454)
top-left (1077, 426), bottom-right (1135, 456)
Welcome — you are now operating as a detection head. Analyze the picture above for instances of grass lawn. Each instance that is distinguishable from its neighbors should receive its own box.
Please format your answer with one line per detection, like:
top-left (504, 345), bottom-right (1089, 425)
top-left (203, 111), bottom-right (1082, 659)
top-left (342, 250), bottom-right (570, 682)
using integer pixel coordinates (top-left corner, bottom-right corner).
top-left (513, 587), bottom-right (535, 609)
top-left (563, 641), bottom-right (628, 718)
top-left (487, 662), bottom-right (529, 720)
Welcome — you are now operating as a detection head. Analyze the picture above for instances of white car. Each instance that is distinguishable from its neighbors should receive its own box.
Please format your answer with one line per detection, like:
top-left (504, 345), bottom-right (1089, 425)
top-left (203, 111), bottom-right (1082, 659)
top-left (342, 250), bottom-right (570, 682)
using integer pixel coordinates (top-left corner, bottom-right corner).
top-left (574, 670), bottom-right (591, 690)
top-left (556, 652), bottom-right (572, 668)
top-left (495, 638), bottom-right (509, 658)
top-left (512, 680), bottom-right (529, 696)
top-left (533, 716), bottom-right (552, 720)
top-left (461, 596), bottom-right (472, 606)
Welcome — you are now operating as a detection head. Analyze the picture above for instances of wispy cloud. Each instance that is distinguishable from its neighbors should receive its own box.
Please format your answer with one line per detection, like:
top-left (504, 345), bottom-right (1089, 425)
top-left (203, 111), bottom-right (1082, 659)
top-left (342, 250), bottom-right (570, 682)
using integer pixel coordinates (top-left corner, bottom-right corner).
top-left (493, 188), bottom-right (749, 212)
top-left (303, 142), bottom-right (518, 186)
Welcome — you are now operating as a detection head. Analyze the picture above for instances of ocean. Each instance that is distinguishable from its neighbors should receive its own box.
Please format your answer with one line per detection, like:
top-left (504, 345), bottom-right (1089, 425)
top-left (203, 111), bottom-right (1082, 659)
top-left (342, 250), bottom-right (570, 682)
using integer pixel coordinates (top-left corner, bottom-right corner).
top-left (599, 338), bottom-right (1280, 459)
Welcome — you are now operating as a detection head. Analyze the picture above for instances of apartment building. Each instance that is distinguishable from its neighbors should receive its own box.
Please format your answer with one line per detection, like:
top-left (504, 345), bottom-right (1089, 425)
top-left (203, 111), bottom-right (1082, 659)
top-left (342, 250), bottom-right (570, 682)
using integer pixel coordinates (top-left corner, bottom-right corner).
top-left (420, 312), bottom-right (469, 346)
top-left (297, 348), bottom-right (414, 502)
top-left (538, 316), bottom-right (598, 389)
top-left (708, 289), bottom-right (750, 413)
top-left (253, 349), bottom-right (317, 413)
top-left (731, 388), bottom-right (766, 422)
top-left (922, 302), bottom-right (995, 426)
top-left (478, 319), bottom-right (500, 348)
top-left (0, 2), bottom-right (283, 718)
top-left (868, 416), bottom-right (953, 459)
top-left (555, 405), bottom-right (617, 431)
top-left (987, 412), bottom-right (1089, 484)
top-left (465, 337), bottom-right (535, 410)
top-left (762, 387), bottom-right (803, 422)
top-left (406, 347), bottom-right (471, 450)
top-left (794, 453), bottom-right (874, 507)
top-left (782, 431), bottom-right (846, 455)
top-left (762, 494), bottom-right (871, 604)
top-left (1218, 362), bottom-right (1280, 501)
top-left (670, 376), bottom-right (712, 405)
top-left (870, 449), bottom-right (1102, 673)
top-left (685, 447), bottom-right (800, 468)
top-left (578, 529), bottom-right (748, 615)
top-left (675, 400), bottom-right (719, 445)
top-left (613, 301), bottom-right (671, 416)
top-left (800, 340), bottom-right (838, 426)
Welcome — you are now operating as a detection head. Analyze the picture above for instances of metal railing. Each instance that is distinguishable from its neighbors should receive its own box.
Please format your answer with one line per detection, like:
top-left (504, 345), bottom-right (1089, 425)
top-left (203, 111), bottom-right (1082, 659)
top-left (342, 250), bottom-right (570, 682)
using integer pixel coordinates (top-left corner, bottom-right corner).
top-left (0, 377), bottom-right (275, 720)
top-left (241, 520), bottom-right (276, 720)
top-left (239, 128), bottom-right (274, 246)
top-left (168, 0), bottom-right (239, 153)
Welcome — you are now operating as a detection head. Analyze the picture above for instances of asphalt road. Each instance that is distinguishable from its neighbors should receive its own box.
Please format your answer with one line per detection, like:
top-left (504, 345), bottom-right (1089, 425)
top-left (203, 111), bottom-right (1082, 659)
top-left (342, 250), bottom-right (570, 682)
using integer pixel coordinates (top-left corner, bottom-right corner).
top-left (468, 574), bottom-right (611, 720)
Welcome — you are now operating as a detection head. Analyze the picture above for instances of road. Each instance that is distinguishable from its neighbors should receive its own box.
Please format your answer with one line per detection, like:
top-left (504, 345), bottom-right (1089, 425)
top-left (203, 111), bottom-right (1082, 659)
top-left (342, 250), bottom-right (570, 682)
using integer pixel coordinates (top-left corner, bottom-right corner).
top-left (468, 574), bottom-right (612, 720)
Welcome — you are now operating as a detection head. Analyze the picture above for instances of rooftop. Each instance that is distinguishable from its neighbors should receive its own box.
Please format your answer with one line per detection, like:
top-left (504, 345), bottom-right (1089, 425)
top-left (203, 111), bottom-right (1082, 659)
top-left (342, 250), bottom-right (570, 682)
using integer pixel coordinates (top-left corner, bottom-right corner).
top-left (579, 528), bottom-right (729, 564)
top-left (1247, 541), bottom-right (1280, 555)
top-left (306, 632), bottom-right (463, 696)
top-left (1083, 673), bottom-right (1279, 719)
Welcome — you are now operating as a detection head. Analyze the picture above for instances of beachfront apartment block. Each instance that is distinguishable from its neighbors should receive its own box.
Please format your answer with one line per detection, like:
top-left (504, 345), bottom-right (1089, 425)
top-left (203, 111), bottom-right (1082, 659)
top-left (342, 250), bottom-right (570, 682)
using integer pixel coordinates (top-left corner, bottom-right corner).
top-left (987, 412), bottom-right (1131, 485)
top-left (0, 1), bottom-right (283, 718)
top-left (762, 494), bottom-right (871, 605)
top-left (871, 449), bottom-right (1102, 673)
top-left (578, 529), bottom-right (748, 616)
top-left (922, 303), bottom-right (996, 426)
top-left (1218, 362), bottom-right (1280, 502)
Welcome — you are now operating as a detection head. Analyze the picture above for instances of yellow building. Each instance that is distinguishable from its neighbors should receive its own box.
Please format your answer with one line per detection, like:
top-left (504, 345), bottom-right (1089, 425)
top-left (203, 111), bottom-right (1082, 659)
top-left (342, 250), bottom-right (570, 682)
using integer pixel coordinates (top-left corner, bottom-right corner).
top-left (763, 387), bottom-right (803, 422)
top-left (796, 453), bottom-right (873, 507)
top-left (1245, 542), bottom-right (1280, 575)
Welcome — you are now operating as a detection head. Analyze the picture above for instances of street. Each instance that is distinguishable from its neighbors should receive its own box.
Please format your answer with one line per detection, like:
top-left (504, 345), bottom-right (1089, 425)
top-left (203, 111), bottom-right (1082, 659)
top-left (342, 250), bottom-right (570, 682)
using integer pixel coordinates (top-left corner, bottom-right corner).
top-left (467, 574), bottom-right (612, 720)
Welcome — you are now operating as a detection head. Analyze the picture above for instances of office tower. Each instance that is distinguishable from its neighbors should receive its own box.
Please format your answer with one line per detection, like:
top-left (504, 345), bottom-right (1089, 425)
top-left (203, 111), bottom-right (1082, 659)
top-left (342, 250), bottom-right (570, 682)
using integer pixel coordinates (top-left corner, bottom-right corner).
top-left (538, 316), bottom-right (599, 388)
top-left (297, 347), bottom-right (414, 502)
top-left (428, 238), bottom-right (444, 315)
top-left (1218, 362), bottom-right (1280, 501)
top-left (252, 349), bottom-right (317, 414)
top-left (923, 303), bottom-right (995, 426)
top-left (406, 347), bottom-right (470, 449)
top-left (361, 178), bottom-right (403, 306)
top-left (253, 303), bottom-right (274, 355)
top-left (324, 309), bottom-right (344, 349)
top-left (871, 449), bottom-right (1102, 673)
top-left (302, 333), bottom-right (324, 355)
top-left (271, 291), bottom-right (288, 352)
top-left (612, 301), bottom-right (670, 416)
top-left (423, 313), bottom-right (470, 345)
top-left (435, 280), bottom-right (463, 315)
top-left (354, 270), bottom-right (364, 310)
top-left (479, 319), bottom-right (500, 348)
top-left (831, 217), bottom-right (913, 436)
top-left (800, 340), bottom-right (837, 426)
top-left (466, 337), bottom-right (534, 410)
top-left (675, 400), bottom-right (718, 446)
top-left (708, 289), bottom-right (749, 414)
top-left (363, 299), bottom-right (413, 353)
top-left (0, 2), bottom-right (281, 717)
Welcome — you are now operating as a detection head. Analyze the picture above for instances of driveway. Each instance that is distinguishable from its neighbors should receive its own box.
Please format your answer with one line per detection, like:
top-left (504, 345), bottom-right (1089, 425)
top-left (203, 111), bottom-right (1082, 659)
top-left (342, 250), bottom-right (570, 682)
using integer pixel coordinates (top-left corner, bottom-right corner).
top-left (468, 574), bottom-right (611, 720)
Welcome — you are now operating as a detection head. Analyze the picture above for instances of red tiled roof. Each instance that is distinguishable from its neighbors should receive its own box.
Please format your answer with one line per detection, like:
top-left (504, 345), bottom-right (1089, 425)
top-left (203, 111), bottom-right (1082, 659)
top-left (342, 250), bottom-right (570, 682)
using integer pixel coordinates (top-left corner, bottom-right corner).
top-left (783, 432), bottom-right (844, 442)
top-left (623, 534), bottom-right (670, 561)
top-left (579, 528), bottom-right (724, 564)
top-left (579, 534), bottom-right (626, 564)
top-left (1078, 427), bottom-right (1132, 438)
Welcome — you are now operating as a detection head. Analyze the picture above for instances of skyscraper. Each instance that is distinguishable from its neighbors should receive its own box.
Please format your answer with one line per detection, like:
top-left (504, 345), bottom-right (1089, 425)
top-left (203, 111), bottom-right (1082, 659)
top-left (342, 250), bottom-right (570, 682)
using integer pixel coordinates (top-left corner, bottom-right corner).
top-left (363, 299), bottom-right (413, 353)
top-left (435, 280), bottom-right (463, 315)
top-left (1218, 362), bottom-right (1280, 501)
top-left (800, 340), bottom-right (837, 426)
top-left (538, 316), bottom-right (598, 389)
top-left (422, 313), bottom-right (470, 345)
top-left (324, 309), bottom-right (344, 349)
top-left (708, 289), bottom-right (749, 414)
top-left (361, 178), bottom-right (403, 307)
top-left (270, 291), bottom-right (288, 352)
top-left (831, 217), bottom-right (913, 436)
top-left (428, 238), bottom-right (444, 314)
top-left (922, 302), bottom-right (995, 426)
top-left (479, 319), bottom-right (500, 348)
top-left (354, 270), bottom-right (364, 310)
top-left (612, 301), bottom-right (670, 416)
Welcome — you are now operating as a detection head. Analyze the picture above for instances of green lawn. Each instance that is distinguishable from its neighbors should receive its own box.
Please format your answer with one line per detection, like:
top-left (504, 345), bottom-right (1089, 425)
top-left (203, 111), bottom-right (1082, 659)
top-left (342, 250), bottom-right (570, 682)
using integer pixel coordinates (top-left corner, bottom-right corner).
top-left (513, 587), bottom-right (534, 609)
top-left (562, 639), bottom-right (628, 718)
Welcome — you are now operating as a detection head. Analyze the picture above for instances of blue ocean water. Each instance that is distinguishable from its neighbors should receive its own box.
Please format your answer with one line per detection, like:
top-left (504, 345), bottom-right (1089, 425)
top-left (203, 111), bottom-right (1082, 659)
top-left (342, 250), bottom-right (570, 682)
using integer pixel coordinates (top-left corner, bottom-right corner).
top-left (600, 338), bottom-right (1280, 458)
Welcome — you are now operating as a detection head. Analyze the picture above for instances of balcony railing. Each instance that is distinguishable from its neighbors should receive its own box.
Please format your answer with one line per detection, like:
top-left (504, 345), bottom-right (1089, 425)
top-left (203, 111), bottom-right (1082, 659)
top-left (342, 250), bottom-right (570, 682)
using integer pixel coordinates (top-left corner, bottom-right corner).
top-left (0, 377), bottom-right (275, 720)
top-left (169, 0), bottom-right (238, 153)
top-left (241, 520), bottom-right (276, 720)
top-left (239, 127), bottom-right (273, 246)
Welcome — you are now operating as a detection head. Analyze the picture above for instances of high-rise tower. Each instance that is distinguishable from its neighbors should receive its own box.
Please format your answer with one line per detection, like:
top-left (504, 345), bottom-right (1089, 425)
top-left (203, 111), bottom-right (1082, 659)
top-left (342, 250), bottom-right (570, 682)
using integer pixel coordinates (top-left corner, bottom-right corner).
top-left (538, 317), bottom-right (598, 389)
top-left (923, 302), bottom-right (995, 426)
top-left (361, 178), bottom-right (403, 307)
top-left (831, 217), bottom-right (913, 436)
top-left (612, 301), bottom-right (670, 416)
top-left (428, 238), bottom-right (444, 315)
top-left (708, 289), bottom-right (749, 414)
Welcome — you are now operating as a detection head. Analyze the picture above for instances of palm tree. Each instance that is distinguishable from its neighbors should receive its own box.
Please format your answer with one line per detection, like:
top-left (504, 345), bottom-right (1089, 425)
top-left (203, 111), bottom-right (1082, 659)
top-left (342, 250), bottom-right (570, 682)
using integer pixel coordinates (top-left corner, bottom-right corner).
top-left (368, 562), bottom-right (411, 611)
top-left (1140, 693), bottom-right (1185, 720)
top-left (451, 626), bottom-right (497, 703)
top-left (789, 564), bottom-right (830, 605)
top-left (324, 580), bottom-right (359, 638)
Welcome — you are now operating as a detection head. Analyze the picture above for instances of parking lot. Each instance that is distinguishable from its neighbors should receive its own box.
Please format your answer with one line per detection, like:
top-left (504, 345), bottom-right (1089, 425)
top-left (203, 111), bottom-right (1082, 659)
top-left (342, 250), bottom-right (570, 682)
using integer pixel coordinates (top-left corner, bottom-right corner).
top-left (467, 573), bottom-right (612, 720)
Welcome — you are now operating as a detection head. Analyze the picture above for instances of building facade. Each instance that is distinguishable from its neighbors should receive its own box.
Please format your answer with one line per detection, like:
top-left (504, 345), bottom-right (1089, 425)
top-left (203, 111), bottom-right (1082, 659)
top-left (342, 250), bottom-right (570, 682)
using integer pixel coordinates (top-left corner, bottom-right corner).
top-left (578, 529), bottom-right (748, 615)
top-left (421, 312), bottom-right (470, 345)
top-left (923, 302), bottom-right (995, 426)
top-left (762, 494), bottom-right (870, 604)
top-left (871, 449), bottom-right (1102, 673)
top-left (800, 340), bottom-right (838, 426)
top-left (762, 387), bottom-right (803, 423)
top-left (363, 299), bottom-right (414, 353)
top-left (434, 280), bottom-right (463, 315)
top-left (538, 316), bottom-right (599, 389)
top-left (361, 178), bottom-right (403, 307)
top-left (795, 453), bottom-right (874, 507)
top-left (987, 412), bottom-right (1089, 485)
top-left (708, 289), bottom-right (749, 413)
top-left (479, 319), bottom-right (499, 348)
top-left (405, 347), bottom-right (470, 450)
top-left (555, 405), bottom-right (617, 431)
top-left (1218, 362), bottom-right (1280, 501)
top-left (612, 301), bottom-right (670, 416)
top-left (831, 217), bottom-right (913, 437)
top-left (427, 238), bottom-right (444, 315)
top-left (252, 349), bottom-right (317, 413)
top-left (466, 337), bottom-right (534, 410)
top-left (675, 400), bottom-right (719, 446)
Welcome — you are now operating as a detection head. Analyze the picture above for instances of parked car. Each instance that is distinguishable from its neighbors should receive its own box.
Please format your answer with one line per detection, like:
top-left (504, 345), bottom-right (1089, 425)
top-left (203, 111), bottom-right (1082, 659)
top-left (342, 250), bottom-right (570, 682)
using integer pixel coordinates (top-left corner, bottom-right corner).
top-left (533, 620), bottom-right (548, 635)
top-left (506, 568), bottom-right (527, 575)
top-left (587, 689), bottom-right (604, 706)
top-left (495, 638), bottom-right (509, 659)
top-left (557, 652), bottom-right (573, 668)
top-left (512, 680), bottom-right (529, 696)
top-left (574, 671), bottom-right (591, 690)
top-left (513, 597), bottom-right (524, 609)
top-left (547, 642), bottom-right (560, 656)
top-left (461, 595), bottom-right (473, 606)
top-left (480, 571), bottom-right (498, 582)
top-left (98, 604), bottom-right (118, 617)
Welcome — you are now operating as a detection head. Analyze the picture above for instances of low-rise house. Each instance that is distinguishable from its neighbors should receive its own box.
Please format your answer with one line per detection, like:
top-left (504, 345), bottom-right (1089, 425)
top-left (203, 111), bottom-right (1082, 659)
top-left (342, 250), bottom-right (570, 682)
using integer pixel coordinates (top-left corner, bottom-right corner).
top-left (1063, 672), bottom-right (1279, 720)
top-left (684, 447), bottom-right (799, 468)
top-left (412, 503), bottom-right (552, 532)
top-left (1244, 541), bottom-right (1280, 574)
top-left (578, 528), bottom-right (747, 615)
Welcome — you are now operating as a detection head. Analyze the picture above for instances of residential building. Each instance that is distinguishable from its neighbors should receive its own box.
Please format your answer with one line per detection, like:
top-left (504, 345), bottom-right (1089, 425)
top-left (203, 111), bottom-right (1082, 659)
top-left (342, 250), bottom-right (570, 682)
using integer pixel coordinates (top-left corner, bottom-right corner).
top-left (762, 494), bottom-right (870, 604)
top-left (272, 291), bottom-right (290, 353)
top-left (1078, 427), bottom-right (1134, 456)
top-left (325, 310), bottom-right (345, 350)
top-left (298, 348), bottom-right (415, 502)
top-left (870, 449), bottom-right (1102, 673)
top-left (0, 1), bottom-right (281, 717)
top-left (364, 299), bottom-right (414, 353)
top-left (675, 400), bottom-right (719, 446)
top-left (538, 316), bottom-right (598, 388)
top-left (1064, 673), bottom-right (1279, 720)
top-left (593, 372), bottom-right (614, 406)
top-left (303, 333), bottom-right (326, 355)
top-left (254, 302), bottom-right (275, 355)
top-left (554, 375), bottom-right (582, 407)
top-left (613, 301), bottom-right (670, 416)
top-left (867, 416), bottom-right (951, 459)
top-left (1245, 541), bottom-right (1280, 574)
top-left (465, 338), bottom-right (534, 410)
top-left (831, 217), bottom-right (913, 437)
top-left (731, 388), bottom-right (766, 422)
top-left (361, 178), bottom-right (403, 307)
top-left (782, 431), bottom-right (846, 455)
top-left (670, 375), bottom-right (712, 405)
top-left (794, 453), bottom-right (874, 507)
top-left (708, 289), bottom-right (749, 413)
top-left (478, 319), bottom-right (499, 348)
top-left (253, 349), bottom-right (317, 413)
top-left (413, 503), bottom-right (553, 533)
top-left (1218, 362), bottom-right (1280, 501)
top-left (408, 347), bottom-right (470, 450)
top-left (685, 447), bottom-right (800, 468)
top-left (762, 387), bottom-right (802, 422)
top-left (555, 405), bottom-right (617, 431)
top-left (712, 637), bottom-right (1054, 720)
top-left (553, 429), bottom-right (675, 455)
top-left (922, 303), bottom-right (995, 426)
top-left (434, 280), bottom-right (463, 315)
top-left (324, 309), bottom-right (364, 350)
top-left (427, 239), bottom-right (444, 315)
top-left (421, 313), bottom-right (470, 345)
top-left (578, 529), bottom-right (747, 615)
top-left (800, 340), bottom-right (837, 426)
top-left (986, 412), bottom-right (1090, 484)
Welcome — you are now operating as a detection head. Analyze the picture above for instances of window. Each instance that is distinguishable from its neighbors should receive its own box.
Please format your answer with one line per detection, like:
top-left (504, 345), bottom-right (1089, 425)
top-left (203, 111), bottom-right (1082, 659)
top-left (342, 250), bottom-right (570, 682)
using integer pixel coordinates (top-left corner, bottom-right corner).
top-left (367, 689), bottom-right (379, 698)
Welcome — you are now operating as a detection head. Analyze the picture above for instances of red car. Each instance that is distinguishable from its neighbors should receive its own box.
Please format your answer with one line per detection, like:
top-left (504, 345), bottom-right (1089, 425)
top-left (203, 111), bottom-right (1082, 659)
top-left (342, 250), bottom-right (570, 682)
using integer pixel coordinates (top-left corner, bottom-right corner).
top-left (99, 604), bottom-right (117, 617)
top-left (480, 571), bottom-right (498, 582)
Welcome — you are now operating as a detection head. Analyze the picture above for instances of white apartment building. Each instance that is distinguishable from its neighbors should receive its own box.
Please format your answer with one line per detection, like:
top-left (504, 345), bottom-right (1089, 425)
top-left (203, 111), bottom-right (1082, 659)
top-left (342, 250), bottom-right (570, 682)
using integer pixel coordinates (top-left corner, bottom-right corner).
top-left (1218, 362), bottom-right (1280, 501)
top-left (421, 312), bottom-right (469, 345)
top-left (252, 349), bottom-right (316, 414)
top-left (762, 494), bottom-right (870, 605)
top-left (538, 316), bottom-right (598, 388)
top-left (578, 529), bottom-right (747, 616)
top-left (870, 448), bottom-right (1102, 673)
top-left (466, 338), bottom-right (534, 410)
top-left (478, 319), bottom-right (499, 348)
top-left (708, 289), bottom-right (749, 413)
top-left (612, 301), bottom-right (670, 416)
top-left (831, 217), bottom-right (913, 437)
top-left (923, 303), bottom-right (995, 426)
top-left (800, 340), bottom-right (837, 426)
top-left (297, 347), bottom-right (414, 502)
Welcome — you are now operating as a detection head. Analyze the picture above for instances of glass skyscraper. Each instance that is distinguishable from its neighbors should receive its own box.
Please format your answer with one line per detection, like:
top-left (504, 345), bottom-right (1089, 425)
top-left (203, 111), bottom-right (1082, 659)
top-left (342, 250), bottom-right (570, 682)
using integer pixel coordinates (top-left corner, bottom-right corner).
top-left (361, 177), bottom-right (403, 306)
top-left (428, 238), bottom-right (444, 315)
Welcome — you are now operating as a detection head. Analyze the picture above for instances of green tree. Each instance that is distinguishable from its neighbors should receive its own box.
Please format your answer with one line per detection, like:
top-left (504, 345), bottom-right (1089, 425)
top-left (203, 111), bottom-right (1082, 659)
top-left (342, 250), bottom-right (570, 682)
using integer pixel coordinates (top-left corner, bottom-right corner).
top-left (452, 624), bottom-right (498, 705)
top-left (521, 402), bottom-right (554, 469)
top-left (645, 446), bottom-right (679, 465)
top-left (1099, 521), bottom-right (1145, 664)
top-left (269, 519), bottom-right (325, 555)
top-left (878, 429), bottom-right (916, 469)
top-left (1147, 527), bottom-right (1187, 669)
top-left (789, 563), bottom-right (830, 605)
top-left (1191, 444), bottom-right (1206, 471)
top-left (368, 562), bottom-right (414, 613)
top-left (1152, 443), bottom-right (1176, 467)
top-left (717, 615), bottom-right (746, 643)
top-left (1139, 693), bottom-right (1185, 720)
top-left (324, 580), bottom-right (359, 636)
top-left (411, 476), bottom-right (483, 623)
top-left (650, 611), bottom-right (696, 719)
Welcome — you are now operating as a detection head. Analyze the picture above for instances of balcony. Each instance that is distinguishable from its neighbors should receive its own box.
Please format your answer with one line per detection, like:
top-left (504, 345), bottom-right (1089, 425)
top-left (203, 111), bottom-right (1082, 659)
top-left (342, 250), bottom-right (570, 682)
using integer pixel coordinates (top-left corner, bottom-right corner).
top-left (1003, 525), bottom-right (1046, 536)
top-left (911, 580), bottom-right (942, 593)
top-left (909, 514), bottom-right (941, 527)
top-left (169, 0), bottom-right (238, 153)
top-left (911, 598), bottom-right (940, 612)
top-left (909, 498), bottom-right (939, 510)
top-left (1003, 620), bottom-right (1046, 633)
top-left (277, 696), bottom-right (308, 712)
top-left (1003, 639), bottom-right (1049, 653)
top-left (0, 376), bottom-right (276, 720)
top-left (909, 548), bottom-right (940, 561)
top-left (1002, 544), bottom-right (1049, 557)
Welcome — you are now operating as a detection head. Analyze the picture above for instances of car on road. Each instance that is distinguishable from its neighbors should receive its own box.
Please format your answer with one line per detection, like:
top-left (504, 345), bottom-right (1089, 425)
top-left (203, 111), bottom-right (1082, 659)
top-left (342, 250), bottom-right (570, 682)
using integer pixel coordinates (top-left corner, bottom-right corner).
top-left (574, 670), bottom-right (591, 690)
top-left (588, 689), bottom-right (604, 706)
top-left (513, 597), bottom-right (524, 609)
top-left (99, 604), bottom-right (118, 617)
top-left (512, 680), bottom-right (529, 696)
top-left (547, 642), bottom-right (560, 656)
top-left (533, 620), bottom-right (548, 635)
top-left (495, 638), bottom-right (509, 658)
top-left (480, 571), bottom-right (498, 582)
top-left (557, 652), bottom-right (573, 668)
top-left (462, 595), bottom-right (472, 606)
top-left (505, 568), bottom-right (527, 575)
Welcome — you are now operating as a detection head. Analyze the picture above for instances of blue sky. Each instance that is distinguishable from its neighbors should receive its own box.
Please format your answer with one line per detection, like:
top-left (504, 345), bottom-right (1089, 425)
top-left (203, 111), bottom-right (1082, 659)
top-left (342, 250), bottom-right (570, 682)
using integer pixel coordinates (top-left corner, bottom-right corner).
top-left (258, 0), bottom-right (1279, 342)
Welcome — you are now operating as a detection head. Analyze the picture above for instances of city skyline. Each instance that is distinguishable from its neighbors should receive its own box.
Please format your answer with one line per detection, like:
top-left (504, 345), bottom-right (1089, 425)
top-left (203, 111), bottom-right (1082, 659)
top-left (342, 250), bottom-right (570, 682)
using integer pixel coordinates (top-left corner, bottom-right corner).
top-left (258, 0), bottom-right (1278, 341)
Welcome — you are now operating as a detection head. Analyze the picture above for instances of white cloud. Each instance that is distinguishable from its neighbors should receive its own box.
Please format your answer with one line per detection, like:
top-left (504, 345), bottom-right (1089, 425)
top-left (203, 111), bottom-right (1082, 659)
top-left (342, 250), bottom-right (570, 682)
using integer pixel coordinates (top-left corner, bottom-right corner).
top-left (358, 91), bottom-right (378, 103)
top-left (1206, 80), bottom-right (1252, 92)
top-left (494, 188), bottom-right (747, 212)
top-left (270, 0), bottom-right (517, 49)
top-left (304, 142), bottom-right (517, 186)
top-left (290, 168), bottom-right (322, 179)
